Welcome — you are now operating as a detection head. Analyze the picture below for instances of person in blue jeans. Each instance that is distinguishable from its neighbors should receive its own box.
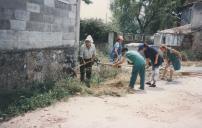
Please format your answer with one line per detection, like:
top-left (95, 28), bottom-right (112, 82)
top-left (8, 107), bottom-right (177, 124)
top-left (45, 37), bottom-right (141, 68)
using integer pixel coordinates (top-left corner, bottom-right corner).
top-left (138, 44), bottom-right (163, 87)
top-left (114, 48), bottom-right (146, 93)
top-left (110, 36), bottom-right (124, 63)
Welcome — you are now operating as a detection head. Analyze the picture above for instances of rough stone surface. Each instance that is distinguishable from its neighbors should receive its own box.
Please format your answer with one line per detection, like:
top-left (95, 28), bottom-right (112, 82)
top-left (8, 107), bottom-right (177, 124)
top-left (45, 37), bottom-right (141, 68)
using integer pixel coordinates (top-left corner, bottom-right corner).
top-left (14, 10), bottom-right (30, 21)
top-left (0, 0), bottom-right (78, 49)
top-left (0, 20), bottom-right (11, 29)
top-left (44, 0), bottom-right (55, 7)
top-left (27, 2), bottom-right (41, 13)
top-left (10, 20), bottom-right (26, 31)
top-left (0, 0), bottom-right (80, 89)
top-left (0, 48), bottom-right (76, 89)
top-left (0, 8), bottom-right (14, 20)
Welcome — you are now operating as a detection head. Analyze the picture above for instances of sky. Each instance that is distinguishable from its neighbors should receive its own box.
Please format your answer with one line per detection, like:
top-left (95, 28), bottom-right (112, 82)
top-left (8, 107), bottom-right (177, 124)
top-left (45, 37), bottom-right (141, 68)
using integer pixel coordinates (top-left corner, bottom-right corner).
top-left (80, 0), bottom-right (112, 23)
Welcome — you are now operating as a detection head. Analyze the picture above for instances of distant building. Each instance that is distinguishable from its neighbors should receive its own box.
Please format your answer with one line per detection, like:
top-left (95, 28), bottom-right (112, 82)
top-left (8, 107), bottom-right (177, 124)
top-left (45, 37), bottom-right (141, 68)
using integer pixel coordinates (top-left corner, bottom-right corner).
top-left (154, 1), bottom-right (202, 51)
top-left (0, 0), bottom-right (81, 89)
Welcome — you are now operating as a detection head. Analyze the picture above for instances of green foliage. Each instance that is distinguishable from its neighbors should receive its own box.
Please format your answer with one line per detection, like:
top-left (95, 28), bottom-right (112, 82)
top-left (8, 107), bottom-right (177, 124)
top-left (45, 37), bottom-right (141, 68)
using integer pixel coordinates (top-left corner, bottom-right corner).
top-left (55, 78), bottom-right (83, 95)
top-left (91, 66), bottom-right (121, 85)
top-left (181, 50), bottom-right (202, 61)
top-left (111, 0), bottom-right (186, 34)
top-left (0, 79), bottom-right (86, 120)
top-left (0, 50), bottom-right (122, 120)
top-left (99, 66), bottom-right (120, 79)
top-left (82, 0), bottom-right (92, 4)
top-left (80, 19), bottom-right (113, 42)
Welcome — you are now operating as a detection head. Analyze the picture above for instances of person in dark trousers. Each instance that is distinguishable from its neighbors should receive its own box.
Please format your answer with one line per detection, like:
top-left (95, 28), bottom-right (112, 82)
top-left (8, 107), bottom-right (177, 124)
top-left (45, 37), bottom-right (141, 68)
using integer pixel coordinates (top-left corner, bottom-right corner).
top-left (138, 44), bottom-right (163, 87)
top-left (79, 35), bottom-right (96, 87)
top-left (110, 35), bottom-right (124, 63)
top-left (114, 48), bottom-right (146, 93)
top-left (160, 45), bottom-right (181, 81)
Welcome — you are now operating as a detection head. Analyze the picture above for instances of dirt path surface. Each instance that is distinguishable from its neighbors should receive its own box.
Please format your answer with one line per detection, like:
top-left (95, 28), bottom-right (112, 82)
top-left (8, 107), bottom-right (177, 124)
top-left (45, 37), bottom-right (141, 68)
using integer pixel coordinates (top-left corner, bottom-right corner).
top-left (1, 76), bottom-right (202, 128)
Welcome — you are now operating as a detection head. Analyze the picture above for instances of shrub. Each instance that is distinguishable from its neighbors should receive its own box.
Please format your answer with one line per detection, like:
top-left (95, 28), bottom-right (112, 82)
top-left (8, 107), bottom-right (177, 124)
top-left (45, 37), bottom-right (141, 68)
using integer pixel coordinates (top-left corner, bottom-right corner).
top-left (181, 50), bottom-right (202, 61)
top-left (0, 79), bottom-right (85, 120)
top-left (80, 19), bottom-right (113, 42)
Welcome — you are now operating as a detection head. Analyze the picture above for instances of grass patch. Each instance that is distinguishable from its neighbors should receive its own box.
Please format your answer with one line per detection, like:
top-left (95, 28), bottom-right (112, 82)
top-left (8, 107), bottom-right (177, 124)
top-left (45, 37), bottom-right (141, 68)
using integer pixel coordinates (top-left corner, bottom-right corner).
top-left (0, 78), bottom-right (90, 121)
top-left (0, 51), bottom-right (123, 121)
top-left (91, 65), bottom-right (121, 85)
top-left (181, 50), bottom-right (202, 61)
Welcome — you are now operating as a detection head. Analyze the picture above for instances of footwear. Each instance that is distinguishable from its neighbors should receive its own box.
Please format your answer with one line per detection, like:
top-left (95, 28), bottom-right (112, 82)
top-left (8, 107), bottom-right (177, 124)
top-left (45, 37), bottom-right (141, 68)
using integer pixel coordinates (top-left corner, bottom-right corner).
top-left (161, 77), bottom-right (166, 80)
top-left (146, 81), bottom-right (152, 85)
top-left (149, 83), bottom-right (156, 87)
top-left (139, 87), bottom-right (144, 90)
top-left (127, 87), bottom-right (135, 94)
top-left (167, 78), bottom-right (173, 82)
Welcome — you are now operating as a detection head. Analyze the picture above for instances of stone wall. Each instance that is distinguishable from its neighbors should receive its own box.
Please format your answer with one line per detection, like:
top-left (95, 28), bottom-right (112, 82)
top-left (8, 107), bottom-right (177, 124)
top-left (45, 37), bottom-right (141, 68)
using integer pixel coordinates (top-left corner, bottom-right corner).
top-left (0, 0), bottom-right (80, 89)
top-left (0, 48), bottom-right (76, 89)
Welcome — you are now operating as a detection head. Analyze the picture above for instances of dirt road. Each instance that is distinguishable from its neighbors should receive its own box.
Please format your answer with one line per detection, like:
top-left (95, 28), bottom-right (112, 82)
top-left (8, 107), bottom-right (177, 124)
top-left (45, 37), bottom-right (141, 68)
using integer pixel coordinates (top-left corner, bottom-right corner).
top-left (1, 76), bottom-right (202, 128)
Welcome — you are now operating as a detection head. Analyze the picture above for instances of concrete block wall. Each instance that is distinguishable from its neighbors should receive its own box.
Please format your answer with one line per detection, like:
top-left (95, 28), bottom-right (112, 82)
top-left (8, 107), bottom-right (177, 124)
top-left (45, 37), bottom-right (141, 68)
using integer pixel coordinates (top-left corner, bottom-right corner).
top-left (0, 0), bottom-right (80, 89)
top-left (0, 0), bottom-right (79, 50)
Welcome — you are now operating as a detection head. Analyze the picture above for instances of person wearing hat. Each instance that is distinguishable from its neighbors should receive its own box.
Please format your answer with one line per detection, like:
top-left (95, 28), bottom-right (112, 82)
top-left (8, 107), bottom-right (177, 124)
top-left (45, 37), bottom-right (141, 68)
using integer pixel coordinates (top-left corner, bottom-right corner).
top-left (79, 35), bottom-right (96, 87)
top-left (114, 48), bottom-right (146, 93)
top-left (138, 44), bottom-right (163, 87)
top-left (160, 45), bottom-right (181, 81)
top-left (110, 35), bottom-right (124, 63)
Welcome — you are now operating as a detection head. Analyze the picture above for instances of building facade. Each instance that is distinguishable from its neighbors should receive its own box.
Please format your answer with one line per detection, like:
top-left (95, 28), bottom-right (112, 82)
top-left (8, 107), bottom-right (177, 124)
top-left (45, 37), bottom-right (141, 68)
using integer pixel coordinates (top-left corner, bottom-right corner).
top-left (0, 0), bottom-right (81, 89)
top-left (154, 1), bottom-right (202, 51)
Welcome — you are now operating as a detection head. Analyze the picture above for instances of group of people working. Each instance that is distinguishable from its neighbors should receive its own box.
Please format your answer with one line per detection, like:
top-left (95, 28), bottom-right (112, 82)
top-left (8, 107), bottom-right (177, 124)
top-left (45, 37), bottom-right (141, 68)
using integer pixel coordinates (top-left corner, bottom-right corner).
top-left (79, 35), bottom-right (181, 92)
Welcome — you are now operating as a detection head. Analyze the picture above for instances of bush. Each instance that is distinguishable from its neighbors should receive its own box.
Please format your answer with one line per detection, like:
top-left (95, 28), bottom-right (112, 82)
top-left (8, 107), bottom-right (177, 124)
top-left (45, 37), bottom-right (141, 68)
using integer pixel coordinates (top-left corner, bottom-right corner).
top-left (181, 50), bottom-right (202, 61)
top-left (80, 19), bottom-right (113, 42)
top-left (0, 54), bottom-right (121, 120)
top-left (0, 79), bottom-right (86, 120)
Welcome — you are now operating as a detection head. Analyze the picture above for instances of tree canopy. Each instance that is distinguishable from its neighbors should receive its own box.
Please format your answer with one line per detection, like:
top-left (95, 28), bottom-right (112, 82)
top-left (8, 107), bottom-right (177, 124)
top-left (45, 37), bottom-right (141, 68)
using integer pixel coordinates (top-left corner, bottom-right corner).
top-left (82, 0), bottom-right (92, 4)
top-left (111, 0), bottom-right (186, 34)
top-left (80, 19), bottom-right (113, 42)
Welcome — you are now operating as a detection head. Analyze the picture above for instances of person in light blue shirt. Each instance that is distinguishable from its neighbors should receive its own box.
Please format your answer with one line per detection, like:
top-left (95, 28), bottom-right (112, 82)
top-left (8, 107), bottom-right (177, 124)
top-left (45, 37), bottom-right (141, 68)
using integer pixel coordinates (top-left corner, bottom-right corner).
top-left (110, 36), bottom-right (124, 63)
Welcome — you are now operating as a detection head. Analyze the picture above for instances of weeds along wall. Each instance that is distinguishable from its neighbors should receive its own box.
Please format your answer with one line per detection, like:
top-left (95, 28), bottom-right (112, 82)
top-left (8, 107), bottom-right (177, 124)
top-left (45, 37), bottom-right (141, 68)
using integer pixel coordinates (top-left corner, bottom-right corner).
top-left (0, 0), bottom-right (81, 90)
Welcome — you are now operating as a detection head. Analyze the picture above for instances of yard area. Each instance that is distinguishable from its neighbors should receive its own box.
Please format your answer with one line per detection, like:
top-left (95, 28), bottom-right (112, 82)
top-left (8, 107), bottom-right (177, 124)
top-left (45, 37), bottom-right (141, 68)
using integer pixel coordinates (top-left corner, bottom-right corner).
top-left (0, 0), bottom-right (202, 128)
top-left (1, 78), bottom-right (202, 128)
top-left (1, 65), bottom-right (202, 128)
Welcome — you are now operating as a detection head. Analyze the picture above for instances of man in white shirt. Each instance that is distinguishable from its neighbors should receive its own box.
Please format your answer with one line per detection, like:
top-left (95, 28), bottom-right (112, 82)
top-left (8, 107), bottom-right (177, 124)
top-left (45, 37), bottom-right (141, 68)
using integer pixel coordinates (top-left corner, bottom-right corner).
top-left (80, 35), bottom-right (96, 86)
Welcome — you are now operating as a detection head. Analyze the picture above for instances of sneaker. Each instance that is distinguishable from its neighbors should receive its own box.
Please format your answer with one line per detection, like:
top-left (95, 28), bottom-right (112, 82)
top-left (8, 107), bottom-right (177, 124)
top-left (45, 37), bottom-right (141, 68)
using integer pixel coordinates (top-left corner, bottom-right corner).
top-left (149, 84), bottom-right (156, 87)
top-left (146, 81), bottom-right (152, 85)
top-left (139, 87), bottom-right (144, 90)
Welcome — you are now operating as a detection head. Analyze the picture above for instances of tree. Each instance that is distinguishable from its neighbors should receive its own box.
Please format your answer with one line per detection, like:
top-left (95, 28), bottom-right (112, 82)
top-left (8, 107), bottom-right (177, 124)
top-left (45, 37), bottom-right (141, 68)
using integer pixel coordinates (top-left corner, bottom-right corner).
top-left (80, 19), bottom-right (113, 42)
top-left (111, 0), bottom-right (186, 34)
